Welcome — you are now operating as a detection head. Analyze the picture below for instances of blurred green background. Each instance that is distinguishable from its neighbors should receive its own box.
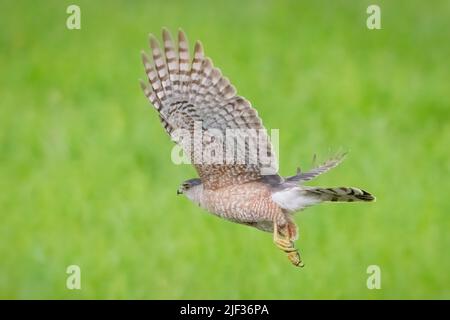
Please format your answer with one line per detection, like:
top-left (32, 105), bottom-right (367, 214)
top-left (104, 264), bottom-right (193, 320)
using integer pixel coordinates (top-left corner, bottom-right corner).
top-left (0, 0), bottom-right (449, 299)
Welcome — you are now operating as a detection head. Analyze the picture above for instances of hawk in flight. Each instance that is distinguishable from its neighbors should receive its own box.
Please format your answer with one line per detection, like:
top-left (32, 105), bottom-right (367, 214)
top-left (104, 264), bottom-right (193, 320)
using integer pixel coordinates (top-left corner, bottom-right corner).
top-left (140, 29), bottom-right (375, 267)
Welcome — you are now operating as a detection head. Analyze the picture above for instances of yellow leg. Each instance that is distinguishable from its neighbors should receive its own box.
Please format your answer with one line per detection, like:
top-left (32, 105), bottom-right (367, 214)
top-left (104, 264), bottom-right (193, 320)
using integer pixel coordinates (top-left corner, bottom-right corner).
top-left (273, 221), bottom-right (304, 267)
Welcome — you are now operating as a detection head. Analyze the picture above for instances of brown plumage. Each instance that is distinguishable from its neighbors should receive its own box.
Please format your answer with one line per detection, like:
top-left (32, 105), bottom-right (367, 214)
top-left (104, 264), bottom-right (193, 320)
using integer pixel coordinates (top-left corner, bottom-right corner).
top-left (140, 29), bottom-right (375, 267)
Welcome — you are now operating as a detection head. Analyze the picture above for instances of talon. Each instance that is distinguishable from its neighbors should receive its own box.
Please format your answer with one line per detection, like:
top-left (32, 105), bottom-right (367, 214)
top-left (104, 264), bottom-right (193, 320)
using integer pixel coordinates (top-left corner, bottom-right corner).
top-left (273, 219), bottom-right (305, 268)
top-left (287, 250), bottom-right (304, 267)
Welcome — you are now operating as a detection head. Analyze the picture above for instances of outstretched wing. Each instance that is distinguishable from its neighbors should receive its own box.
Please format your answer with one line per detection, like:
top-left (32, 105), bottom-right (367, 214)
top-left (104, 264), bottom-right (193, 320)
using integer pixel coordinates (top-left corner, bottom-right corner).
top-left (140, 29), bottom-right (277, 190)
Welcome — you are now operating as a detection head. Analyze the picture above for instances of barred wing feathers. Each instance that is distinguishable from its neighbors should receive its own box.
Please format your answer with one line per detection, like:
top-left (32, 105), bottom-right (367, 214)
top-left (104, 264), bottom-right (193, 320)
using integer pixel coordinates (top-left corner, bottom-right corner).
top-left (140, 29), bottom-right (277, 190)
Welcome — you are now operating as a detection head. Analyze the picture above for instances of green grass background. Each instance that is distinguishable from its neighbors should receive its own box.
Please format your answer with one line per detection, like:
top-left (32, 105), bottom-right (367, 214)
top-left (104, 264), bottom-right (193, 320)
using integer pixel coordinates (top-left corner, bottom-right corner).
top-left (0, 0), bottom-right (449, 299)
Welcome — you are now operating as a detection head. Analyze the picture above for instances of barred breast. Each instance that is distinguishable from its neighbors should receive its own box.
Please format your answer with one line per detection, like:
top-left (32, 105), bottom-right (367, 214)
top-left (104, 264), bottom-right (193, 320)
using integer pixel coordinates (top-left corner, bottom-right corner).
top-left (201, 182), bottom-right (285, 227)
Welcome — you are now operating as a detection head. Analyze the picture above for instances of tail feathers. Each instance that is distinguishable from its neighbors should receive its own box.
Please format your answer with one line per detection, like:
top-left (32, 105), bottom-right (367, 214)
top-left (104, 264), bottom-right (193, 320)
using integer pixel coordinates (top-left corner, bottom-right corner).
top-left (306, 187), bottom-right (375, 202)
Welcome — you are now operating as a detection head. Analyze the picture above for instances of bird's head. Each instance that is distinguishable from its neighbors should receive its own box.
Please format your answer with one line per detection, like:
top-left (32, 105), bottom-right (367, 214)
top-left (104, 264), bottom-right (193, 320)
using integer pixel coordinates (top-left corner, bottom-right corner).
top-left (177, 178), bottom-right (203, 203)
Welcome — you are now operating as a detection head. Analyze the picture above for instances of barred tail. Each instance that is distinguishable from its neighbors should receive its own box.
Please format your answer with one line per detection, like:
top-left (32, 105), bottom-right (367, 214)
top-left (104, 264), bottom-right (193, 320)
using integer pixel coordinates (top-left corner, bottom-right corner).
top-left (306, 187), bottom-right (375, 202)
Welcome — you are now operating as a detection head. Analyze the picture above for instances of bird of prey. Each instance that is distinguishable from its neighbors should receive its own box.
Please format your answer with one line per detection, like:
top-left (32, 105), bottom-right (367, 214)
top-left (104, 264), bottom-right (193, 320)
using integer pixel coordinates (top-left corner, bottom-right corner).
top-left (140, 28), bottom-right (375, 267)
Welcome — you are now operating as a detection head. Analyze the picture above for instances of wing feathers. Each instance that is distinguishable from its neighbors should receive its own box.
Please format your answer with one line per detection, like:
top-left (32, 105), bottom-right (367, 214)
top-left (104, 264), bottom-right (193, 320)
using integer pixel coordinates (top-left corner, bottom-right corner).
top-left (189, 41), bottom-right (205, 102)
top-left (149, 35), bottom-right (171, 102)
top-left (178, 30), bottom-right (190, 97)
top-left (162, 28), bottom-right (179, 96)
top-left (285, 153), bottom-right (347, 183)
top-left (141, 28), bottom-right (278, 189)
